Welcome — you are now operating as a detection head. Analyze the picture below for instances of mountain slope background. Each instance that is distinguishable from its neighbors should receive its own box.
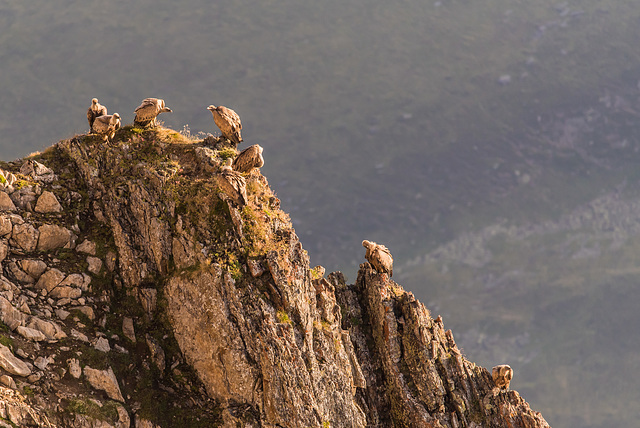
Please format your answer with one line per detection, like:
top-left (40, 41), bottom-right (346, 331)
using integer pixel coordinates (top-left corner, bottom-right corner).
top-left (3, 0), bottom-right (640, 426)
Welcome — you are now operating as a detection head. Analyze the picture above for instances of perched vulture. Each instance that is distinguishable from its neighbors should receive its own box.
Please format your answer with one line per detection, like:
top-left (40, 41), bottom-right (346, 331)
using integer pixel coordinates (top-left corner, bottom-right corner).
top-left (87, 98), bottom-right (108, 132)
top-left (232, 144), bottom-right (264, 173)
top-left (362, 240), bottom-right (393, 277)
top-left (93, 113), bottom-right (121, 141)
top-left (216, 159), bottom-right (248, 206)
top-left (134, 98), bottom-right (172, 127)
top-left (207, 105), bottom-right (243, 145)
top-left (492, 365), bottom-right (513, 390)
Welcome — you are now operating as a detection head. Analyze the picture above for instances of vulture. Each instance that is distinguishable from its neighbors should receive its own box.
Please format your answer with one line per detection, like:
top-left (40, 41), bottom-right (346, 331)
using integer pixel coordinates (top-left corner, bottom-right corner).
top-left (207, 105), bottom-right (243, 145)
top-left (492, 365), bottom-right (513, 390)
top-left (232, 144), bottom-right (264, 173)
top-left (362, 240), bottom-right (393, 277)
top-left (216, 159), bottom-right (248, 206)
top-left (87, 98), bottom-right (108, 132)
top-left (134, 98), bottom-right (172, 128)
top-left (93, 113), bottom-right (121, 141)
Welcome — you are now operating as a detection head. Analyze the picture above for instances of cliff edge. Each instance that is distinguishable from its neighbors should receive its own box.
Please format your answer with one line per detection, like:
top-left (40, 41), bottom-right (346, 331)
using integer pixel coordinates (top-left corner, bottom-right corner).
top-left (0, 126), bottom-right (550, 427)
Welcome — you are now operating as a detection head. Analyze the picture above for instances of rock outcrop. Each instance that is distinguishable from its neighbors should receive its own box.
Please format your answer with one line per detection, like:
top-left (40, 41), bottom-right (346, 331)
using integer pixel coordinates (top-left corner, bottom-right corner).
top-left (0, 125), bottom-right (549, 427)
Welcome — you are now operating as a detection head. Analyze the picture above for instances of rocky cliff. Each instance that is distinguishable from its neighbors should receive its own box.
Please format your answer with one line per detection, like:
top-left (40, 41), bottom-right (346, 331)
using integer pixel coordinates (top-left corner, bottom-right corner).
top-left (0, 126), bottom-right (550, 427)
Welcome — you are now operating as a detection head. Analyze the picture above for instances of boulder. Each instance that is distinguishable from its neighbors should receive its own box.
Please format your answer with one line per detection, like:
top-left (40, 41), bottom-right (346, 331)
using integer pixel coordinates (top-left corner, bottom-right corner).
top-left (87, 256), bottom-right (103, 274)
top-left (35, 268), bottom-right (65, 293)
top-left (0, 297), bottom-right (26, 330)
top-left (48, 286), bottom-right (82, 300)
top-left (37, 224), bottom-right (72, 251)
top-left (26, 317), bottom-right (67, 340)
top-left (34, 191), bottom-right (62, 213)
top-left (0, 344), bottom-right (30, 377)
top-left (0, 193), bottom-right (16, 212)
top-left (76, 239), bottom-right (96, 255)
top-left (18, 259), bottom-right (47, 280)
top-left (68, 358), bottom-right (82, 379)
top-left (16, 326), bottom-right (46, 342)
top-left (83, 366), bottom-right (125, 402)
top-left (10, 223), bottom-right (38, 252)
top-left (0, 216), bottom-right (12, 236)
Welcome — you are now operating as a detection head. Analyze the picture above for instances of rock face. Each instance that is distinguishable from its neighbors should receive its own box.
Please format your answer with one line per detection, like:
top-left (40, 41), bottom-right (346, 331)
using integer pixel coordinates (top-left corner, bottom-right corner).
top-left (0, 127), bottom-right (550, 427)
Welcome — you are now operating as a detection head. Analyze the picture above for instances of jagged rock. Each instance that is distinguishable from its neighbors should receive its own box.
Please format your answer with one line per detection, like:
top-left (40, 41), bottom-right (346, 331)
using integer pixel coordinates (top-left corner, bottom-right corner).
top-left (18, 259), bottom-right (47, 280)
top-left (83, 366), bottom-right (125, 402)
top-left (34, 191), bottom-right (62, 213)
top-left (27, 317), bottom-right (66, 340)
top-left (122, 317), bottom-right (136, 343)
top-left (0, 375), bottom-right (15, 389)
top-left (0, 216), bottom-right (12, 236)
top-left (135, 416), bottom-right (161, 428)
top-left (6, 261), bottom-right (34, 285)
top-left (145, 335), bottom-right (165, 373)
top-left (87, 256), bottom-right (103, 274)
top-left (16, 326), bottom-right (46, 342)
top-left (105, 250), bottom-right (117, 272)
top-left (48, 285), bottom-right (82, 299)
top-left (55, 308), bottom-right (70, 321)
top-left (0, 296), bottom-right (27, 330)
top-left (76, 306), bottom-right (95, 321)
top-left (139, 288), bottom-right (157, 317)
top-left (0, 344), bottom-right (30, 377)
top-left (20, 160), bottom-right (54, 183)
top-left (0, 193), bottom-right (16, 212)
top-left (71, 329), bottom-right (89, 342)
top-left (33, 356), bottom-right (51, 371)
top-left (247, 259), bottom-right (265, 277)
top-left (68, 359), bottom-right (82, 379)
top-left (36, 224), bottom-right (72, 251)
top-left (59, 273), bottom-right (84, 288)
top-left (34, 268), bottom-right (65, 294)
top-left (76, 239), bottom-right (97, 255)
top-left (10, 223), bottom-right (39, 252)
top-left (94, 337), bottom-right (111, 353)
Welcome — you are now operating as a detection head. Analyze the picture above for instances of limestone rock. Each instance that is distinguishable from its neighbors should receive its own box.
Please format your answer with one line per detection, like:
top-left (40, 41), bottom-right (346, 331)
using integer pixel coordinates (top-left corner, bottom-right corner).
top-left (122, 317), bottom-right (136, 343)
top-left (0, 375), bottom-right (16, 389)
top-left (37, 224), bottom-right (72, 251)
top-left (0, 193), bottom-right (16, 212)
top-left (87, 256), bottom-right (103, 274)
top-left (0, 216), bottom-right (12, 236)
top-left (76, 239), bottom-right (97, 255)
top-left (48, 285), bottom-right (82, 299)
top-left (35, 268), bottom-right (65, 293)
top-left (0, 344), bottom-right (30, 377)
top-left (83, 366), bottom-right (125, 402)
top-left (94, 337), bottom-right (111, 353)
top-left (0, 296), bottom-right (26, 330)
top-left (16, 326), bottom-right (46, 342)
top-left (27, 317), bottom-right (67, 340)
top-left (10, 223), bottom-right (38, 252)
top-left (145, 335), bottom-right (165, 373)
top-left (34, 191), bottom-right (62, 213)
top-left (18, 259), bottom-right (47, 280)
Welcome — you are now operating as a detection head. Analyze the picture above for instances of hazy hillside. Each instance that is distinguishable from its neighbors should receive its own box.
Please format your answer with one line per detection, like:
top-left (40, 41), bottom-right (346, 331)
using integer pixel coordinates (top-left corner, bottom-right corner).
top-left (2, 0), bottom-right (640, 426)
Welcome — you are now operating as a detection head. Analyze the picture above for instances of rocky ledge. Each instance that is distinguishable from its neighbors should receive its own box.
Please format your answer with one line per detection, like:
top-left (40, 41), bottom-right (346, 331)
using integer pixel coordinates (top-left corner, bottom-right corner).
top-left (0, 126), bottom-right (549, 427)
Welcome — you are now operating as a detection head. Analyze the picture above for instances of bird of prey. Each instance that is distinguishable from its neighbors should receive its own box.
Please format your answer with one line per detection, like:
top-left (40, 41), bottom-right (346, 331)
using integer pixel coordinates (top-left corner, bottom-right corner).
top-left (216, 159), bottom-right (248, 206)
top-left (362, 240), bottom-right (393, 277)
top-left (207, 105), bottom-right (243, 145)
top-left (134, 98), bottom-right (172, 128)
top-left (492, 365), bottom-right (513, 390)
top-left (87, 98), bottom-right (108, 132)
top-left (232, 144), bottom-right (264, 173)
top-left (93, 113), bottom-right (121, 141)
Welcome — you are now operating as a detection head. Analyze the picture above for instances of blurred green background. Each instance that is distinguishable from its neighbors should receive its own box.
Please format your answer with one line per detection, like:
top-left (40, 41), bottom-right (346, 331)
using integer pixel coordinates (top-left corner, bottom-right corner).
top-left (3, 1), bottom-right (640, 426)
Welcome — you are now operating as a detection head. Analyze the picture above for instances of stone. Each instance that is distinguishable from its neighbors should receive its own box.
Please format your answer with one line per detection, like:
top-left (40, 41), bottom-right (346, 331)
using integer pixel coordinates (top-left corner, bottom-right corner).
top-left (6, 262), bottom-right (34, 285)
top-left (34, 356), bottom-right (51, 370)
top-left (59, 273), bottom-right (84, 288)
top-left (55, 308), bottom-right (70, 320)
top-left (34, 191), bottom-right (62, 213)
top-left (94, 337), bottom-right (110, 353)
top-left (35, 269), bottom-right (65, 293)
top-left (0, 344), bottom-right (31, 377)
top-left (105, 250), bottom-right (117, 272)
top-left (16, 326), bottom-right (46, 342)
top-left (48, 286), bottom-right (82, 300)
top-left (247, 259), bottom-right (265, 277)
top-left (87, 256), bottom-right (103, 275)
top-left (122, 317), bottom-right (136, 343)
top-left (0, 375), bottom-right (16, 389)
top-left (10, 223), bottom-right (38, 252)
top-left (115, 404), bottom-right (131, 428)
top-left (139, 288), bottom-right (157, 317)
top-left (83, 366), bottom-right (125, 402)
top-left (0, 297), bottom-right (26, 330)
top-left (0, 240), bottom-right (7, 264)
top-left (0, 193), bottom-right (16, 212)
top-left (27, 317), bottom-right (67, 340)
top-left (76, 239), bottom-right (96, 255)
top-left (36, 224), bottom-right (72, 251)
top-left (71, 329), bottom-right (89, 343)
top-left (0, 216), bottom-right (12, 236)
top-left (76, 306), bottom-right (95, 321)
top-left (18, 259), bottom-right (47, 280)
top-left (68, 358), bottom-right (82, 379)
top-left (145, 335), bottom-right (165, 373)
